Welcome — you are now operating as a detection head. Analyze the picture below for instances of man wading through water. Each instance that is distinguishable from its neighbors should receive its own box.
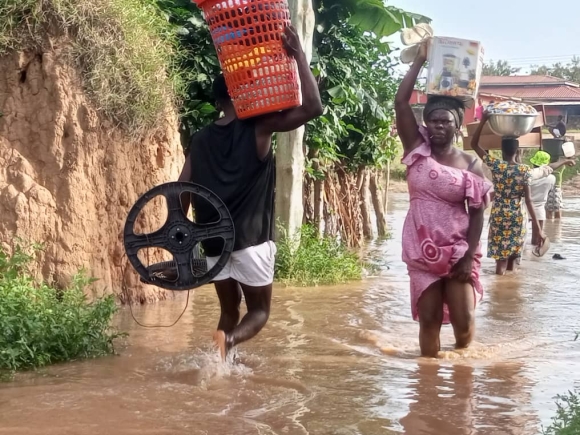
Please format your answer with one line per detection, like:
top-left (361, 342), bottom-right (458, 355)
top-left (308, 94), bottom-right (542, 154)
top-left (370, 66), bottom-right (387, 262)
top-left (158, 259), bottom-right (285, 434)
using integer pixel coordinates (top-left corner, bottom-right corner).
top-left (178, 26), bottom-right (323, 361)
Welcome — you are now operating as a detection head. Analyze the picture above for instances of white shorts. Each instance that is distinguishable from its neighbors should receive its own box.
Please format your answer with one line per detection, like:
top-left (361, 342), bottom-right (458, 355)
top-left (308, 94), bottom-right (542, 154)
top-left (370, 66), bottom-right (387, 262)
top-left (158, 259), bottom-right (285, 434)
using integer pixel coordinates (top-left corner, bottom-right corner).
top-left (206, 240), bottom-right (277, 287)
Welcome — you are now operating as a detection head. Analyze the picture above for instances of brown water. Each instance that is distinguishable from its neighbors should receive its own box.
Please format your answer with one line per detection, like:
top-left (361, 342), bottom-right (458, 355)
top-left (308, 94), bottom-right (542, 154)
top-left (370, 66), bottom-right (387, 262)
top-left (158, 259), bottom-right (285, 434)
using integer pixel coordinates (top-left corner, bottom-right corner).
top-left (2, 193), bottom-right (580, 435)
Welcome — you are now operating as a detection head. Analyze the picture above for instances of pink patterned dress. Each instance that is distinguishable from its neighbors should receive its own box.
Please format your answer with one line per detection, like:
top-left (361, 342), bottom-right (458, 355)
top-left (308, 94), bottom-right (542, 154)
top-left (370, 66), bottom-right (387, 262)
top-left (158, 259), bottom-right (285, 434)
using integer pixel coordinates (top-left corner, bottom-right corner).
top-left (402, 132), bottom-right (492, 324)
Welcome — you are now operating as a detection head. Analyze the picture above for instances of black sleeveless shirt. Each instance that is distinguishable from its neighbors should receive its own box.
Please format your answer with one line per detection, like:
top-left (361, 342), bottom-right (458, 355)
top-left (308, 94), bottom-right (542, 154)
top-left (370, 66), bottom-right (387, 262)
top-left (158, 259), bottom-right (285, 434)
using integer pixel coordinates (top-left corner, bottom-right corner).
top-left (189, 119), bottom-right (275, 257)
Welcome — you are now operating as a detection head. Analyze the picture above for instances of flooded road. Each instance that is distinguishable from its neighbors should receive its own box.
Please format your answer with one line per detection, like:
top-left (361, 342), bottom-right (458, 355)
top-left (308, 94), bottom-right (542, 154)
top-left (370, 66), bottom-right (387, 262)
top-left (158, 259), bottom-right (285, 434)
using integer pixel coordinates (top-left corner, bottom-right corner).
top-left (1, 193), bottom-right (580, 434)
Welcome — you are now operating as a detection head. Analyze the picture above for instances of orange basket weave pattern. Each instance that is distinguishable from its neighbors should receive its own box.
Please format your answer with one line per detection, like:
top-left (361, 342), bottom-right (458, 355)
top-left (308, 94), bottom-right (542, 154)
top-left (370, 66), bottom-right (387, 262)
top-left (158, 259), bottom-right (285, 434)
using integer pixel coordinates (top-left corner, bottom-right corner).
top-left (200, 0), bottom-right (301, 119)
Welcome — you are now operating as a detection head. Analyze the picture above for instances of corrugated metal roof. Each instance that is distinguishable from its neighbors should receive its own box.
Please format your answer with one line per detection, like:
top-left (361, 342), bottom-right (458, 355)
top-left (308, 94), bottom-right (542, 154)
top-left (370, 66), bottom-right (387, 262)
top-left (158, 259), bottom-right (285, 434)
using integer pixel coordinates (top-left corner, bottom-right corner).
top-left (479, 91), bottom-right (522, 101)
top-left (481, 75), bottom-right (571, 85)
top-left (481, 85), bottom-right (580, 101)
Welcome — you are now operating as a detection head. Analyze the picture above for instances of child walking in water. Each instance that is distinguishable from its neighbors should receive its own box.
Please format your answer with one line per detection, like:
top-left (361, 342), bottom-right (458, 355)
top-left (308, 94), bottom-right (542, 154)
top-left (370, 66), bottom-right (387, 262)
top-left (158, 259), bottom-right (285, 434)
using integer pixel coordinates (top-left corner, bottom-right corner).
top-left (395, 42), bottom-right (492, 358)
top-left (470, 112), bottom-right (546, 275)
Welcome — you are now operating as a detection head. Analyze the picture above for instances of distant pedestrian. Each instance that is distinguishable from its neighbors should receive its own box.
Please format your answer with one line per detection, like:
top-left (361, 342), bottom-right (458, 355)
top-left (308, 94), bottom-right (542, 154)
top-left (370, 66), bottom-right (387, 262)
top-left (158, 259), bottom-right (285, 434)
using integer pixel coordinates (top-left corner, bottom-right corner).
top-left (548, 115), bottom-right (567, 138)
top-left (474, 98), bottom-right (484, 122)
top-left (470, 112), bottom-right (546, 275)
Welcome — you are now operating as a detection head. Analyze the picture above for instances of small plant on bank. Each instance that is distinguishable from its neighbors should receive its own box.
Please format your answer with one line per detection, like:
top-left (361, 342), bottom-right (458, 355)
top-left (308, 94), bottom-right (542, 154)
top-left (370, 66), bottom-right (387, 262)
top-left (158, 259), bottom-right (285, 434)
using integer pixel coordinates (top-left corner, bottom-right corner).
top-left (275, 225), bottom-right (363, 286)
top-left (543, 391), bottom-right (580, 435)
top-left (0, 244), bottom-right (119, 373)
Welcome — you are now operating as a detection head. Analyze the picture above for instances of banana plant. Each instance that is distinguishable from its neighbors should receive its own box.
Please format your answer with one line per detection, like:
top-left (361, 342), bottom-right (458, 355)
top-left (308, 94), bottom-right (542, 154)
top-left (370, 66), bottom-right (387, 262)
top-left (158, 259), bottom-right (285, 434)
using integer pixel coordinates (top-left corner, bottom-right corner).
top-left (316, 0), bottom-right (430, 38)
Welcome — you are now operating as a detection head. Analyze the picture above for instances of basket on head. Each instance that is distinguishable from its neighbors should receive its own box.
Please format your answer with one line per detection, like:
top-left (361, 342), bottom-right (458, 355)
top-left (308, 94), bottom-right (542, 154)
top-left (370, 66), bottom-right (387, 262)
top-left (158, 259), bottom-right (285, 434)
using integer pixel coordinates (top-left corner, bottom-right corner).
top-left (193, 0), bottom-right (301, 119)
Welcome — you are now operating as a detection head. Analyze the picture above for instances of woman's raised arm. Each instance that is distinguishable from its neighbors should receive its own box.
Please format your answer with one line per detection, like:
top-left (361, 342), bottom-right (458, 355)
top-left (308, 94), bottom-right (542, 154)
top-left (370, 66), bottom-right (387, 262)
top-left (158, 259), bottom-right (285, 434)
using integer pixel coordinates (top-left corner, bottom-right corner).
top-left (469, 111), bottom-right (490, 160)
top-left (395, 41), bottom-right (428, 155)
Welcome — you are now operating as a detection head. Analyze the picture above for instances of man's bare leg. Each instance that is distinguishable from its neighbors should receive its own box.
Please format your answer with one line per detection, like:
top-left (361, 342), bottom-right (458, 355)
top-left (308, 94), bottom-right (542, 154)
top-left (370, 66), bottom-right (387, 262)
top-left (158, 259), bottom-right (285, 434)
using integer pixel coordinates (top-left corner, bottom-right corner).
top-left (213, 279), bottom-right (242, 361)
top-left (214, 282), bottom-right (272, 361)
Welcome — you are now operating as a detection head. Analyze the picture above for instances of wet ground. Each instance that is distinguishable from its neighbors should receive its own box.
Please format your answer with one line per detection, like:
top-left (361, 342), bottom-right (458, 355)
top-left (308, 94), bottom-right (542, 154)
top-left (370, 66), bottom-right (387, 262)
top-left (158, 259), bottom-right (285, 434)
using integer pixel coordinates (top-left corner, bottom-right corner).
top-left (1, 193), bottom-right (579, 435)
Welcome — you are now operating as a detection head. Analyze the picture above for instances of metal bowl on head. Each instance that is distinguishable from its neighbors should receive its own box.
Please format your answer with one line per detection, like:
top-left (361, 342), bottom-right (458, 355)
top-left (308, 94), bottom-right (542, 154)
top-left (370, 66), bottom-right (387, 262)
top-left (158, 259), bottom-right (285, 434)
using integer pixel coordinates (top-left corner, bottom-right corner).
top-left (488, 113), bottom-right (538, 138)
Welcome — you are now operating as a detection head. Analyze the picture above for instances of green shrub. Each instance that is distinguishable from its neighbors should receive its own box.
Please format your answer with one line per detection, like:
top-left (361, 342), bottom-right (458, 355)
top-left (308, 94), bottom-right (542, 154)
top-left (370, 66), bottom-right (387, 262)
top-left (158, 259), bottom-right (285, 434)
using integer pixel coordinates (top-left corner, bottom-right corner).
top-left (543, 391), bottom-right (580, 435)
top-left (275, 225), bottom-right (363, 286)
top-left (390, 165), bottom-right (407, 181)
top-left (0, 245), bottom-right (119, 372)
top-left (0, 0), bottom-right (183, 132)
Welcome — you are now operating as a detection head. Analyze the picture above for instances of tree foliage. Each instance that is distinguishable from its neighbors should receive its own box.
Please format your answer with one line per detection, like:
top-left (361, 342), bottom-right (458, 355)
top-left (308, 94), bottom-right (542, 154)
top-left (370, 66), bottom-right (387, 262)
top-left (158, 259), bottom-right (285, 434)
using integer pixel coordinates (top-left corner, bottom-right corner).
top-left (482, 59), bottom-right (521, 76)
top-left (532, 56), bottom-right (580, 84)
top-left (306, 0), bottom-right (401, 176)
top-left (324, 0), bottom-right (429, 38)
top-left (154, 0), bottom-right (221, 149)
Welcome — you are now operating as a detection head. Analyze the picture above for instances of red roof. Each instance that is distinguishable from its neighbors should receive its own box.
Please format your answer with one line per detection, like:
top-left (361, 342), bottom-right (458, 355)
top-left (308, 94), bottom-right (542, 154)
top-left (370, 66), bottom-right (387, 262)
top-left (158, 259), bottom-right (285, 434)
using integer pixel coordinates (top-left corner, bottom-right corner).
top-left (479, 75), bottom-right (580, 102)
top-left (481, 85), bottom-right (580, 101)
top-left (481, 75), bottom-right (574, 86)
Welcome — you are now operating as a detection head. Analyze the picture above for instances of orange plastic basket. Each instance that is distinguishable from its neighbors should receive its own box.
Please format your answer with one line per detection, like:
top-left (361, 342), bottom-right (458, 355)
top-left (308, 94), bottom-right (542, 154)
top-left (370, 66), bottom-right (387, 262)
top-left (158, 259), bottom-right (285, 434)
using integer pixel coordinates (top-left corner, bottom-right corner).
top-left (193, 0), bottom-right (301, 119)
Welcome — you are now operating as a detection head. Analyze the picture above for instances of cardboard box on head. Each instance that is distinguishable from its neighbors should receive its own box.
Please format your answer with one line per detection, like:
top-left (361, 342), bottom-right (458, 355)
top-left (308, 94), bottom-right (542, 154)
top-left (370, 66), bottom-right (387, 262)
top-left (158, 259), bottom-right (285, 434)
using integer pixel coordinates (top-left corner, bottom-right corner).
top-left (426, 37), bottom-right (484, 108)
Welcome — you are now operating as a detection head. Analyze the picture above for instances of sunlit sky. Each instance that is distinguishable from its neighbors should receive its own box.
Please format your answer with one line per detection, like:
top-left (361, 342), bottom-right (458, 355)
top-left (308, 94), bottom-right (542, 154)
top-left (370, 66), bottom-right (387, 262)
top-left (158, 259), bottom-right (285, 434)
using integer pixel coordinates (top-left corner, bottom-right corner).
top-left (389, 0), bottom-right (580, 74)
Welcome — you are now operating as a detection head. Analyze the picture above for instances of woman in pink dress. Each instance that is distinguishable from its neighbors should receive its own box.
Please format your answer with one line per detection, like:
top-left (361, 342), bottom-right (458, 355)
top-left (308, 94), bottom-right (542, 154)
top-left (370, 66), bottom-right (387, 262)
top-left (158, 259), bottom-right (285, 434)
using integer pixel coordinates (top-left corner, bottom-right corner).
top-left (394, 43), bottom-right (492, 357)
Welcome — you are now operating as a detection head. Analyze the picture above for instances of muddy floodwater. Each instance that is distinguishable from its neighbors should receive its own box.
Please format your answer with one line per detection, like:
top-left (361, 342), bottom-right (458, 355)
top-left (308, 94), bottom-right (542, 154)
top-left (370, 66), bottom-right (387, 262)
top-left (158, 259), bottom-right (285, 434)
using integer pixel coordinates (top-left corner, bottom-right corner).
top-left (1, 193), bottom-right (580, 435)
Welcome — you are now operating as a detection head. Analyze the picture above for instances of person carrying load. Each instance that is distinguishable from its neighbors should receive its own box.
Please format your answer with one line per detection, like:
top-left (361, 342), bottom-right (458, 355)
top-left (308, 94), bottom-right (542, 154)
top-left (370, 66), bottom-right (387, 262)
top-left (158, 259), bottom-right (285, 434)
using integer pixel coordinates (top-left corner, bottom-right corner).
top-left (178, 26), bottom-right (322, 361)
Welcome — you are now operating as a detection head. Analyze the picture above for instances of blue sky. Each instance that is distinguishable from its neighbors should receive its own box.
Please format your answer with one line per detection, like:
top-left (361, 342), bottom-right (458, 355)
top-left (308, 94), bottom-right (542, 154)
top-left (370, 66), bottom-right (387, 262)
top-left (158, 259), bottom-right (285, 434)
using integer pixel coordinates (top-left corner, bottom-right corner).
top-left (389, 0), bottom-right (580, 73)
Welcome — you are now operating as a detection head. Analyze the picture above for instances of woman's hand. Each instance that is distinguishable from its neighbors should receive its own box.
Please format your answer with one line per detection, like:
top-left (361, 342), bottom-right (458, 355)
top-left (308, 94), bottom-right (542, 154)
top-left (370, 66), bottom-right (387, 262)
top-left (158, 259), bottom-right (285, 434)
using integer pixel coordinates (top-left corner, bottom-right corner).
top-left (415, 39), bottom-right (429, 64)
top-left (481, 110), bottom-right (490, 124)
top-left (537, 231), bottom-right (548, 247)
top-left (450, 252), bottom-right (474, 283)
top-left (564, 158), bottom-right (576, 167)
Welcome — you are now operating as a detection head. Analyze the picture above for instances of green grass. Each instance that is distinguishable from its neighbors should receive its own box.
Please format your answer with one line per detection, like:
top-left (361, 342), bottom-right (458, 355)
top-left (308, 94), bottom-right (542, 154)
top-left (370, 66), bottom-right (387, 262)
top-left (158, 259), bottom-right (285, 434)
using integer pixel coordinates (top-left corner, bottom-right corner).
top-left (543, 391), bottom-right (580, 435)
top-left (275, 225), bottom-right (364, 287)
top-left (0, 0), bottom-right (183, 133)
top-left (0, 244), bottom-right (119, 374)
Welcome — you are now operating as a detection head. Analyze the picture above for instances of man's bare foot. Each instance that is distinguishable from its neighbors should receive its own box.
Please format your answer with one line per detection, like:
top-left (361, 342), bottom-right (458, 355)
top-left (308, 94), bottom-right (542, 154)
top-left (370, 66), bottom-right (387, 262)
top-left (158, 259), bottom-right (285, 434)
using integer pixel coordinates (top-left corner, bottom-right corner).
top-left (213, 330), bottom-right (227, 362)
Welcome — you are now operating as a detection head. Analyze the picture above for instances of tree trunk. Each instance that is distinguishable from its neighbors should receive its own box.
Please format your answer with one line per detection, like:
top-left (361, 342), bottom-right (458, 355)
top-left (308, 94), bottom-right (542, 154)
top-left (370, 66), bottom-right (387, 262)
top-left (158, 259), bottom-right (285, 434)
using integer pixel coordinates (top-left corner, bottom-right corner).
top-left (303, 175), bottom-right (313, 225)
top-left (309, 148), bottom-right (324, 237)
top-left (274, 0), bottom-right (315, 241)
top-left (337, 167), bottom-right (363, 247)
top-left (358, 167), bottom-right (373, 240)
top-left (323, 177), bottom-right (336, 237)
top-left (383, 161), bottom-right (391, 215)
top-left (370, 170), bottom-right (388, 237)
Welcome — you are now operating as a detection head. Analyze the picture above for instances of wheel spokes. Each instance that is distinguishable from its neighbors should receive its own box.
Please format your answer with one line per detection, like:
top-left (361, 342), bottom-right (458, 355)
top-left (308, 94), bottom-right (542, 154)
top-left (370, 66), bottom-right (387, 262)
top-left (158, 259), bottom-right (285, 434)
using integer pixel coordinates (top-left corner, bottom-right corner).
top-left (125, 230), bottom-right (169, 252)
top-left (123, 182), bottom-right (235, 291)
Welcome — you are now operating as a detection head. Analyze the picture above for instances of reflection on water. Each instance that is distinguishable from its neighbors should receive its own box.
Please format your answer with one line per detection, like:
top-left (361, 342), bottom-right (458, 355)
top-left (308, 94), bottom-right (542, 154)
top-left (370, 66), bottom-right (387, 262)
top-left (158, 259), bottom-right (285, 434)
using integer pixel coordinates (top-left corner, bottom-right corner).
top-left (1, 194), bottom-right (580, 434)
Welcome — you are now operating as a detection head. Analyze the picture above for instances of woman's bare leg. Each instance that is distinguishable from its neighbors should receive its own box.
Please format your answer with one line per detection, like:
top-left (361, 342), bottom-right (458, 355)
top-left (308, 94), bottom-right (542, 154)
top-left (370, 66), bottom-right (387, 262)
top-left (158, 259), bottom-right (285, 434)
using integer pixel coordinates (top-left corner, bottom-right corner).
top-left (495, 259), bottom-right (508, 275)
top-left (417, 281), bottom-right (444, 358)
top-left (507, 254), bottom-right (520, 271)
top-left (531, 220), bottom-right (544, 245)
top-left (445, 279), bottom-right (476, 349)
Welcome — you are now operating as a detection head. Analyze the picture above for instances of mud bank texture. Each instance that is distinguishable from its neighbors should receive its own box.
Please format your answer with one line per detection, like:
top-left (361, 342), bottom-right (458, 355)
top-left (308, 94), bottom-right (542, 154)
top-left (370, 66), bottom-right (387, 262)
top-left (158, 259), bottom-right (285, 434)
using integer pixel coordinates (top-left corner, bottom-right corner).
top-left (0, 50), bottom-right (184, 303)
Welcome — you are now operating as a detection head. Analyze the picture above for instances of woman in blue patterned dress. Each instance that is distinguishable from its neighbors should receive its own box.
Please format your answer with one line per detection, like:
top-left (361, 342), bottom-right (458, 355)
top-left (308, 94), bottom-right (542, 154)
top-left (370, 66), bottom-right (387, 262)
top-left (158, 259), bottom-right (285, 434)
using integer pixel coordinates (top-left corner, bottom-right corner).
top-left (470, 112), bottom-right (546, 275)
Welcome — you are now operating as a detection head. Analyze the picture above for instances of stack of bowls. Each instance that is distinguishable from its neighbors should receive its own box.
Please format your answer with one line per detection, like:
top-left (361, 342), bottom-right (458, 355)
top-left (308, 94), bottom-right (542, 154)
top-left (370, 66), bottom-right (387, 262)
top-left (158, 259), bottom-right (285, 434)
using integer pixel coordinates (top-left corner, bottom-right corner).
top-left (487, 113), bottom-right (537, 138)
top-left (486, 101), bottom-right (538, 138)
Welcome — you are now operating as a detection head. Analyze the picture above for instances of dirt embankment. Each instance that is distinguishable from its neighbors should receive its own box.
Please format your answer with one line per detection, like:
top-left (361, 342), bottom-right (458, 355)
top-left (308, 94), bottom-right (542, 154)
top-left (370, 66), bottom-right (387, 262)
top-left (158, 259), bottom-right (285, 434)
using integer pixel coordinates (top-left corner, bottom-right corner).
top-left (0, 50), bottom-right (184, 302)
